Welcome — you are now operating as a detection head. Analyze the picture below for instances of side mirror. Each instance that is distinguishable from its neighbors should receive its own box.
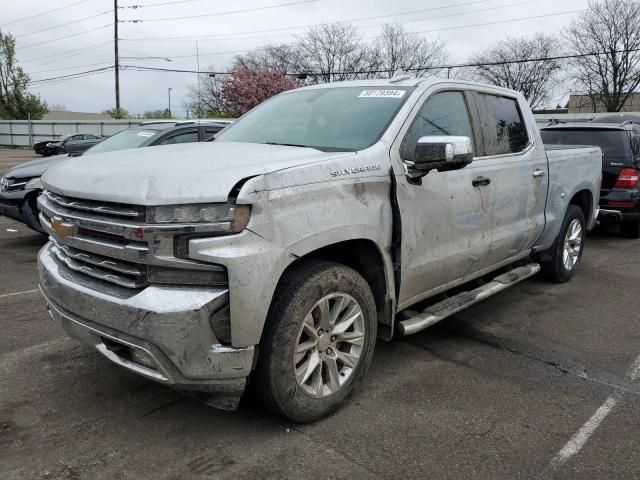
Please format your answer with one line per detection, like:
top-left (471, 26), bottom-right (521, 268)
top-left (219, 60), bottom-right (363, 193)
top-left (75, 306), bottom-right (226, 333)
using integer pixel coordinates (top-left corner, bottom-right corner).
top-left (412, 136), bottom-right (474, 173)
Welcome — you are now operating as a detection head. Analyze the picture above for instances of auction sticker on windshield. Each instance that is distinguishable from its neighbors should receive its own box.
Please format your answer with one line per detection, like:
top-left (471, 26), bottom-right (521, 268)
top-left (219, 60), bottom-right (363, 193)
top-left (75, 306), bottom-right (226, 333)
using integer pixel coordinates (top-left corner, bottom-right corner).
top-left (137, 131), bottom-right (155, 137)
top-left (358, 90), bottom-right (406, 99)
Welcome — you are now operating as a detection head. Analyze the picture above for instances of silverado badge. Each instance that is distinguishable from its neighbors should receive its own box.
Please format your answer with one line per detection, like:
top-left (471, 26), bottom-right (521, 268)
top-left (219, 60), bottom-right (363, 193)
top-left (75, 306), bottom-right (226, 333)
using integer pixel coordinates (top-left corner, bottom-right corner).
top-left (331, 164), bottom-right (382, 177)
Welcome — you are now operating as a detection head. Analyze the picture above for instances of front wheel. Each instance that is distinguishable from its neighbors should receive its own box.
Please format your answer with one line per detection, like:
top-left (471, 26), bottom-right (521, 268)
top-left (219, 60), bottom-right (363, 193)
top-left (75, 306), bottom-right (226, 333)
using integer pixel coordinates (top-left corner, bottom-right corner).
top-left (255, 260), bottom-right (377, 423)
top-left (541, 205), bottom-right (585, 282)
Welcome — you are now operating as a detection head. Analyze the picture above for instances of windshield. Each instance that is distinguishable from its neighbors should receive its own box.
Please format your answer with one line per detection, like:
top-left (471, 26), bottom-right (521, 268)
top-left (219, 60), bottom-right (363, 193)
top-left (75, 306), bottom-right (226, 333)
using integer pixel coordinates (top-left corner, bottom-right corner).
top-left (84, 129), bottom-right (159, 155)
top-left (216, 87), bottom-right (414, 152)
top-left (541, 129), bottom-right (631, 158)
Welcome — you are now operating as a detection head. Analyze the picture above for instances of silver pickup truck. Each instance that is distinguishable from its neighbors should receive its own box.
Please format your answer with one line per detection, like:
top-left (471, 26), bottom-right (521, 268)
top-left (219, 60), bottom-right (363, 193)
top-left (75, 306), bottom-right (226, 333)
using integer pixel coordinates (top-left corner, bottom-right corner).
top-left (37, 77), bottom-right (602, 422)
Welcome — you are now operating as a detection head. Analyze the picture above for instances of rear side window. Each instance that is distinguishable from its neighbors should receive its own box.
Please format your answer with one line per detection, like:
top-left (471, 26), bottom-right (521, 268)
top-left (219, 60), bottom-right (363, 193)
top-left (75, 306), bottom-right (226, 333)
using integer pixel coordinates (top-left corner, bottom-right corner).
top-left (476, 94), bottom-right (529, 155)
top-left (401, 91), bottom-right (474, 161)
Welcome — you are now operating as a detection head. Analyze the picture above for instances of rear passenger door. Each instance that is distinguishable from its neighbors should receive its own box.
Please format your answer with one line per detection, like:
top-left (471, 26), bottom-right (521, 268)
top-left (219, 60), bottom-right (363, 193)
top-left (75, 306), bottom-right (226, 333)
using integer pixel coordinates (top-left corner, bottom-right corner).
top-left (471, 92), bottom-right (549, 267)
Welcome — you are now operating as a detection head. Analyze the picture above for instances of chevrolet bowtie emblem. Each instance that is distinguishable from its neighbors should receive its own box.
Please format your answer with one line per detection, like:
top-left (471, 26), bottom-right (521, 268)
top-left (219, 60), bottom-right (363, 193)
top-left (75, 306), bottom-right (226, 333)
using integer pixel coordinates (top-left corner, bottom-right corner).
top-left (51, 216), bottom-right (77, 238)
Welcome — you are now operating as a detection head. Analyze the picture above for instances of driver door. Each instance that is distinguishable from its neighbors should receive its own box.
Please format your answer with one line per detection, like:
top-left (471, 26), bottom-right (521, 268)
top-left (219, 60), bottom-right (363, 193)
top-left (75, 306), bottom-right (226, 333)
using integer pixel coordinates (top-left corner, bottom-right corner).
top-left (392, 90), bottom-right (494, 308)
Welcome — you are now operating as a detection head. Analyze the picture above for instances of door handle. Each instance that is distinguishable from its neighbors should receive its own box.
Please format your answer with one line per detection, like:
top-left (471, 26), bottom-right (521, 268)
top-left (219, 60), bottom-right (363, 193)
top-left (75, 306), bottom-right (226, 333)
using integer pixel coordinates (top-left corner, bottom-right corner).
top-left (533, 169), bottom-right (546, 178)
top-left (472, 176), bottom-right (491, 187)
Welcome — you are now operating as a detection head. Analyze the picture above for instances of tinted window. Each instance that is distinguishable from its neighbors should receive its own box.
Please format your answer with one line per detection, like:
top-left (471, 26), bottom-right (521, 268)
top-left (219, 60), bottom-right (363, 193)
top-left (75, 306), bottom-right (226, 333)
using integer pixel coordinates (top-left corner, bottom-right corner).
top-left (401, 91), bottom-right (474, 161)
top-left (540, 129), bottom-right (631, 159)
top-left (84, 129), bottom-right (159, 155)
top-left (477, 94), bottom-right (528, 155)
top-left (157, 130), bottom-right (199, 145)
top-left (216, 87), bottom-right (413, 152)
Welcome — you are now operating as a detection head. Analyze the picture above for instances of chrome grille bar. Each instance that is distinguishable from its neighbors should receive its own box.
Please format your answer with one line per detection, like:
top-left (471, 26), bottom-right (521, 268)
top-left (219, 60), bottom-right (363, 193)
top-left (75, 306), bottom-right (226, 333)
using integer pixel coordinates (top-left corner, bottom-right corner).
top-left (44, 191), bottom-right (144, 218)
top-left (51, 243), bottom-right (147, 289)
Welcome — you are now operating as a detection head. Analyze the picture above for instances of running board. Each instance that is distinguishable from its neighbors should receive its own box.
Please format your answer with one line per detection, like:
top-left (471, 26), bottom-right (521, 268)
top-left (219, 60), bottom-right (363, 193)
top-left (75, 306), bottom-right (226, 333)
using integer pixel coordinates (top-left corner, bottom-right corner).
top-left (397, 263), bottom-right (541, 336)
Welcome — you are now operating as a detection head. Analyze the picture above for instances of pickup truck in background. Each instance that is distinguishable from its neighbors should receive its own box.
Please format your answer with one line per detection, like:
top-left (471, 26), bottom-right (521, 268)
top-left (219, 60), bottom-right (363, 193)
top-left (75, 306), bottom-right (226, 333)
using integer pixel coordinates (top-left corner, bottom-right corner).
top-left (36, 77), bottom-right (602, 422)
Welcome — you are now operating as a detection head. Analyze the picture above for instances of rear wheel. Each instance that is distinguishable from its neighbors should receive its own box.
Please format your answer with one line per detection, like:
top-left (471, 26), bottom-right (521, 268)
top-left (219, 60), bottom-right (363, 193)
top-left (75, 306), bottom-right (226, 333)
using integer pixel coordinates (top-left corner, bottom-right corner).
top-left (255, 260), bottom-right (377, 423)
top-left (541, 205), bottom-right (585, 282)
top-left (620, 217), bottom-right (640, 239)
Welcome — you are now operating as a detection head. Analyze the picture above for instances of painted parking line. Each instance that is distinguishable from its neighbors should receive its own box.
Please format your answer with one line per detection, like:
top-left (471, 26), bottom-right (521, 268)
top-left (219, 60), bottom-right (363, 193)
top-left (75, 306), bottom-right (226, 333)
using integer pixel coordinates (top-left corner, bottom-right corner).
top-left (0, 289), bottom-right (40, 299)
top-left (550, 393), bottom-right (621, 468)
top-left (549, 351), bottom-right (640, 470)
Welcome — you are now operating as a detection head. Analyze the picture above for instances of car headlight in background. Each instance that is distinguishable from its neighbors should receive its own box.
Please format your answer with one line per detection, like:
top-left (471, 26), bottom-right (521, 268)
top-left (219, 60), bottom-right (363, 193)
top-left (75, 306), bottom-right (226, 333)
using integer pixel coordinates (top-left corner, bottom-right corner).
top-left (147, 203), bottom-right (251, 231)
top-left (25, 177), bottom-right (43, 190)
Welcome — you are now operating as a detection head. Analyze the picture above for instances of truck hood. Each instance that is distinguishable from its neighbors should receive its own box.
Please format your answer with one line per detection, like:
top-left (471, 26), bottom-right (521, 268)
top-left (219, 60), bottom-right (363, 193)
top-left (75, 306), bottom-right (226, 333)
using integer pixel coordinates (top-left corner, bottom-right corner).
top-left (43, 142), bottom-right (355, 205)
top-left (4, 154), bottom-right (70, 179)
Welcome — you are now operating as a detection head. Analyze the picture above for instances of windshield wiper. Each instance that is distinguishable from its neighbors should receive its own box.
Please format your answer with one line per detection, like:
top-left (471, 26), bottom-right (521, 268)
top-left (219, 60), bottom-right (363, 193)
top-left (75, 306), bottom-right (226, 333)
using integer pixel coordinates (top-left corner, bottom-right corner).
top-left (265, 142), bottom-right (322, 151)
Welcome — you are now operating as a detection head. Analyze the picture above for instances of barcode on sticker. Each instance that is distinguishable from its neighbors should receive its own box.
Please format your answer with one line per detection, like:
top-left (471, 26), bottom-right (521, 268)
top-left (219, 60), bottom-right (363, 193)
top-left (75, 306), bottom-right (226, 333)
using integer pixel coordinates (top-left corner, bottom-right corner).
top-left (358, 89), bottom-right (406, 99)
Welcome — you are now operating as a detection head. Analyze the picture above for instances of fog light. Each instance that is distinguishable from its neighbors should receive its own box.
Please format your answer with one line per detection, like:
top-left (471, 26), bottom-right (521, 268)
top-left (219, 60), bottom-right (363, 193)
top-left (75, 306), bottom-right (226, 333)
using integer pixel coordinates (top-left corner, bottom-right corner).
top-left (130, 348), bottom-right (156, 368)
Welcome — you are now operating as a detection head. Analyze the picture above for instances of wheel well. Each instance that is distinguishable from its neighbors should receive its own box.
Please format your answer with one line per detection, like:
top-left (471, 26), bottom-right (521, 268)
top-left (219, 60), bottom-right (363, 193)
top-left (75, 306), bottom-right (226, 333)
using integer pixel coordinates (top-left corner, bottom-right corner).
top-left (569, 189), bottom-right (593, 225)
top-left (275, 240), bottom-right (392, 337)
top-left (304, 240), bottom-right (388, 315)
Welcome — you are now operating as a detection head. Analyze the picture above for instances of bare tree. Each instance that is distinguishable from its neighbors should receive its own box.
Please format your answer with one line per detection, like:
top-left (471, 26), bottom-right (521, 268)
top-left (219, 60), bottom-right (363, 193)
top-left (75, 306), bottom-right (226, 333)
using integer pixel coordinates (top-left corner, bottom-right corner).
top-left (184, 67), bottom-right (226, 117)
top-left (296, 24), bottom-right (376, 83)
top-left (565, 0), bottom-right (640, 112)
top-left (233, 44), bottom-right (304, 74)
top-left (371, 24), bottom-right (448, 78)
top-left (469, 33), bottom-right (562, 109)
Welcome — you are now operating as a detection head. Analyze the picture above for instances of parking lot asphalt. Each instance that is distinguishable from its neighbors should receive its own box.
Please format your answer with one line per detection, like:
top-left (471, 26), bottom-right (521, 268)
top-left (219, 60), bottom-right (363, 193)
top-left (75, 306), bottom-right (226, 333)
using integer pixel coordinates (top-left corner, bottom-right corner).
top-left (1, 147), bottom-right (639, 479)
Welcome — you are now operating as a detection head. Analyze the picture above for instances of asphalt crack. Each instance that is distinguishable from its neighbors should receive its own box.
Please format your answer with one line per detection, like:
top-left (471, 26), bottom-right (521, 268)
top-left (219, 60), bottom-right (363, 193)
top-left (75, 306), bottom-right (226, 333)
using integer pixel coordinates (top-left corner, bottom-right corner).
top-left (447, 327), bottom-right (640, 398)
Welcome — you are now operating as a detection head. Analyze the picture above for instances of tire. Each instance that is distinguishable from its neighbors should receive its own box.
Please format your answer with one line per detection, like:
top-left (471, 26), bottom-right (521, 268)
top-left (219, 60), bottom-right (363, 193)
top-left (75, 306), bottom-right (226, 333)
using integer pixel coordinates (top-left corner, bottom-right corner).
top-left (620, 217), bottom-right (640, 239)
top-left (541, 205), bottom-right (586, 283)
top-left (255, 260), bottom-right (377, 423)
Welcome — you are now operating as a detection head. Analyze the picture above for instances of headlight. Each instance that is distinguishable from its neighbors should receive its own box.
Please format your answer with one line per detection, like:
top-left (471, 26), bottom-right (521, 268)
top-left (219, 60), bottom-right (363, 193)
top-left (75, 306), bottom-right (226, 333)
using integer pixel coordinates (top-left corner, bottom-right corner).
top-left (25, 177), bottom-right (43, 190)
top-left (46, 142), bottom-right (51, 147)
top-left (147, 203), bottom-right (251, 231)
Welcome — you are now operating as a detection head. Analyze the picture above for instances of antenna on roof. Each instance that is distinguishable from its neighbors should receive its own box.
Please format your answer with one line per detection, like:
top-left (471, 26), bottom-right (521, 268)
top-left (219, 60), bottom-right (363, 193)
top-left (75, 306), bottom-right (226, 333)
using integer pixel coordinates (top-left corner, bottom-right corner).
top-left (389, 69), bottom-right (411, 83)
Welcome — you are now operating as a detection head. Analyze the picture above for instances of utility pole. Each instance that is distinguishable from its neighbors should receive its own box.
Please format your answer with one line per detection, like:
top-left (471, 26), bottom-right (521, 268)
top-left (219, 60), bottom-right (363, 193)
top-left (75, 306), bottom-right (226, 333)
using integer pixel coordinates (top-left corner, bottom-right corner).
top-left (196, 40), bottom-right (201, 118)
top-left (168, 87), bottom-right (172, 117)
top-left (114, 0), bottom-right (120, 114)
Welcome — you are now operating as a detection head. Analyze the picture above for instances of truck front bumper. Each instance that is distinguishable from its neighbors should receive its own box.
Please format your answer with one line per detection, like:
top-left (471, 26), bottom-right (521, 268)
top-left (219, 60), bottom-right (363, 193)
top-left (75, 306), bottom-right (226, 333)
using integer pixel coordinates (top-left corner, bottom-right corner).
top-left (38, 243), bottom-right (254, 409)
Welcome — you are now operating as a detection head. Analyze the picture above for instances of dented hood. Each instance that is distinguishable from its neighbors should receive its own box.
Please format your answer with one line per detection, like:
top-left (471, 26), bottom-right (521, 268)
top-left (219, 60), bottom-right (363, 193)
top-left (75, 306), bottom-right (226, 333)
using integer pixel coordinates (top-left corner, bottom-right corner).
top-left (42, 141), bottom-right (354, 205)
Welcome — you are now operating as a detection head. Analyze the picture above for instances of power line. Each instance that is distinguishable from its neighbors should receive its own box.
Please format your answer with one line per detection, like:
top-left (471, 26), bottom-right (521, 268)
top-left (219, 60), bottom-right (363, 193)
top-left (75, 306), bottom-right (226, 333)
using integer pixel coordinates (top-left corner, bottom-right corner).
top-left (395, 9), bottom-right (584, 37)
top-left (27, 60), bottom-right (114, 75)
top-left (28, 66), bottom-right (114, 84)
top-left (30, 70), bottom-right (114, 88)
top-left (21, 41), bottom-right (113, 65)
top-left (24, 46), bottom-right (640, 87)
top-left (123, 0), bottom-right (318, 22)
top-left (14, 10), bottom-right (112, 38)
top-left (1, 0), bottom-right (93, 28)
top-left (122, 47), bottom-right (640, 77)
top-left (18, 24), bottom-right (113, 50)
top-left (122, 0), bottom-right (221, 7)
top-left (120, 0), bottom-right (494, 41)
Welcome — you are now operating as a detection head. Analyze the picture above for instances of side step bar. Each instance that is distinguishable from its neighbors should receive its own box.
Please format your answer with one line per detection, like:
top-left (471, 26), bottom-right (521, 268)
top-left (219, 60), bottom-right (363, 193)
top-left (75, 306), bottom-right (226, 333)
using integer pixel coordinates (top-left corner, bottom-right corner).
top-left (397, 263), bottom-right (541, 336)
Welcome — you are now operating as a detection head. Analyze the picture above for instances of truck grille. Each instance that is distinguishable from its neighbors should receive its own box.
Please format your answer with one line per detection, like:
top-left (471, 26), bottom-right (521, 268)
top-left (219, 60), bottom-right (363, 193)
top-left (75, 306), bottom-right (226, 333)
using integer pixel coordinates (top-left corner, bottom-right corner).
top-left (51, 240), bottom-right (148, 289)
top-left (39, 190), bottom-right (228, 291)
top-left (44, 191), bottom-right (146, 220)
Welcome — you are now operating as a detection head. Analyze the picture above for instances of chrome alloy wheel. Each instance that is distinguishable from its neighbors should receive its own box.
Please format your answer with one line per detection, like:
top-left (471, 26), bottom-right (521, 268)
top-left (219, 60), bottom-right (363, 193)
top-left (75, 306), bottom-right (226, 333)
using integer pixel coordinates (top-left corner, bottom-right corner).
top-left (563, 218), bottom-right (583, 271)
top-left (293, 293), bottom-right (365, 398)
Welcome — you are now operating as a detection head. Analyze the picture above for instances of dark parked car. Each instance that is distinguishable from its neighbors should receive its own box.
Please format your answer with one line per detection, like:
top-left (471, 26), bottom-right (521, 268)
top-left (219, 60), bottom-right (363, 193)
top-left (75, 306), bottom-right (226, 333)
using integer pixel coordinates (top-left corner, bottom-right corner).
top-left (541, 121), bottom-right (640, 237)
top-left (64, 136), bottom-right (106, 155)
top-left (34, 133), bottom-right (104, 156)
top-left (1, 120), bottom-right (231, 232)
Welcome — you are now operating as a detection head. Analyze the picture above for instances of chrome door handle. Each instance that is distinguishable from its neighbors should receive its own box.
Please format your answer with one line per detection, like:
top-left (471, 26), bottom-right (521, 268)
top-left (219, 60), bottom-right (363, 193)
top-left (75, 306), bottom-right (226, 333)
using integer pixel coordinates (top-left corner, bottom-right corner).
top-left (472, 176), bottom-right (491, 187)
top-left (533, 169), bottom-right (546, 178)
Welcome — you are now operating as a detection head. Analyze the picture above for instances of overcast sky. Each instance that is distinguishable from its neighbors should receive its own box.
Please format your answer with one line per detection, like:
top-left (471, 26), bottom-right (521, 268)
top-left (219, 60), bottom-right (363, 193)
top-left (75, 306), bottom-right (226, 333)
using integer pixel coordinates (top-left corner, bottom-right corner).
top-left (4, 0), bottom-right (588, 116)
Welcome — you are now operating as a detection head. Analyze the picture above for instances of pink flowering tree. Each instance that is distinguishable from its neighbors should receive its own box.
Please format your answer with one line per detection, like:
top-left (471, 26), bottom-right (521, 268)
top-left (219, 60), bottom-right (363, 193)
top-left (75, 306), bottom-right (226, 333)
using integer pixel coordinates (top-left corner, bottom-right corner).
top-left (220, 67), bottom-right (297, 117)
